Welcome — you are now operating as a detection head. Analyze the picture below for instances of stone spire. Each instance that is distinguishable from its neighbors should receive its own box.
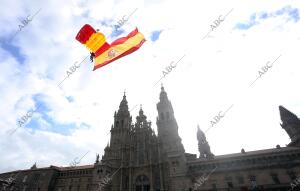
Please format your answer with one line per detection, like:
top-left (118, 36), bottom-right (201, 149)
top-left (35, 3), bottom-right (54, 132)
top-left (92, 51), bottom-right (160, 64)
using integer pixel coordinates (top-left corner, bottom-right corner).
top-left (30, 162), bottom-right (37, 170)
top-left (159, 85), bottom-right (168, 102)
top-left (136, 105), bottom-right (148, 128)
top-left (280, 105), bottom-right (299, 124)
top-left (157, 85), bottom-right (175, 122)
top-left (197, 125), bottom-right (214, 159)
top-left (113, 92), bottom-right (131, 129)
top-left (95, 154), bottom-right (100, 164)
top-left (118, 92), bottom-right (129, 114)
top-left (279, 105), bottom-right (300, 147)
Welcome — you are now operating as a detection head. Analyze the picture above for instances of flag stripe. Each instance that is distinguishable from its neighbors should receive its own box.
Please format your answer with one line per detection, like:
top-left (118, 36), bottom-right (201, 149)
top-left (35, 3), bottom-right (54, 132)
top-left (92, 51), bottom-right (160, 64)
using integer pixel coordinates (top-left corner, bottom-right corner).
top-left (110, 28), bottom-right (139, 46)
top-left (95, 32), bottom-right (144, 63)
top-left (94, 31), bottom-right (145, 69)
top-left (95, 43), bottom-right (111, 57)
top-left (93, 39), bottom-right (145, 70)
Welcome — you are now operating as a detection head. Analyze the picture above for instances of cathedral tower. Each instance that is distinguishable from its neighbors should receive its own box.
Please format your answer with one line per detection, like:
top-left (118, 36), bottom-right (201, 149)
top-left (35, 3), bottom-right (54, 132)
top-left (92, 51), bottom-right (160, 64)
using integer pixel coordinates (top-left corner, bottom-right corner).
top-left (156, 86), bottom-right (187, 178)
top-left (102, 93), bottom-right (132, 167)
top-left (280, 105), bottom-right (300, 147)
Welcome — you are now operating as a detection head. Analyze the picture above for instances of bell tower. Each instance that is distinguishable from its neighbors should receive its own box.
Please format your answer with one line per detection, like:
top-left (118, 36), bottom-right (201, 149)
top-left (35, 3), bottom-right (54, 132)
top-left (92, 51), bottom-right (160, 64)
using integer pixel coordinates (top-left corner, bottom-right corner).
top-left (156, 86), bottom-right (185, 154)
top-left (156, 85), bottom-right (187, 177)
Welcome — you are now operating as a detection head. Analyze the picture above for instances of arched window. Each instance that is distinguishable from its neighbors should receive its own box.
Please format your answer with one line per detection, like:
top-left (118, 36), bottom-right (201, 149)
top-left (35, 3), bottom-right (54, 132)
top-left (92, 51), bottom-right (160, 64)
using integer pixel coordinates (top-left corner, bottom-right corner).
top-left (136, 175), bottom-right (150, 191)
top-left (160, 113), bottom-right (164, 120)
top-left (166, 112), bottom-right (170, 119)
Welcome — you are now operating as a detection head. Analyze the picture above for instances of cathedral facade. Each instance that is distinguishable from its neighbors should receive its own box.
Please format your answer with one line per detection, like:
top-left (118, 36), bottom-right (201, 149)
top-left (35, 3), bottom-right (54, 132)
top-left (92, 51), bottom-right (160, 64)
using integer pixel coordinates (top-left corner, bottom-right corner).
top-left (1, 87), bottom-right (300, 191)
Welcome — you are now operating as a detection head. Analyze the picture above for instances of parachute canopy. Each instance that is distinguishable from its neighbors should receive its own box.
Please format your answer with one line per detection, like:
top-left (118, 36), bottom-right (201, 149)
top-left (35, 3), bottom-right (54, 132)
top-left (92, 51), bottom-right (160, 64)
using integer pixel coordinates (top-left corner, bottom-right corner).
top-left (76, 24), bottom-right (145, 71)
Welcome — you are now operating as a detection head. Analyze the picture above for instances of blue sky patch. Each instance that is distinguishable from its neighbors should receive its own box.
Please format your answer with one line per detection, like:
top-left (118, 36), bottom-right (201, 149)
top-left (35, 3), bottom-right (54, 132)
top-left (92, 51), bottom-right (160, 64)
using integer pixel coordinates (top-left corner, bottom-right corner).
top-left (100, 19), bottom-right (114, 27)
top-left (24, 94), bottom-right (82, 135)
top-left (259, 12), bottom-right (268, 19)
top-left (235, 6), bottom-right (300, 30)
top-left (0, 38), bottom-right (26, 64)
top-left (66, 96), bottom-right (74, 103)
top-left (150, 30), bottom-right (162, 42)
top-left (110, 28), bottom-right (125, 38)
top-left (26, 116), bottom-right (77, 136)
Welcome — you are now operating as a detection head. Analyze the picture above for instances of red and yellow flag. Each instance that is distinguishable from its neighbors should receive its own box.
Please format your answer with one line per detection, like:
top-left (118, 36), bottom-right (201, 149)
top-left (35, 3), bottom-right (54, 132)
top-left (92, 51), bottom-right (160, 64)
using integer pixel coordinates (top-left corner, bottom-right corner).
top-left (76, 24), bottom-right (145, 70)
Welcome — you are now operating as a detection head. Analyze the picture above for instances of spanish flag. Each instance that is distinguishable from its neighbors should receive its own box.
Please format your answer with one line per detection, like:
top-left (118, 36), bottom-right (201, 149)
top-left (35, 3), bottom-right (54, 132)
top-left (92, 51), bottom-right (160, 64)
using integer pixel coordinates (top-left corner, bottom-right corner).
top-left (76, 24), bottom-right (145, 71)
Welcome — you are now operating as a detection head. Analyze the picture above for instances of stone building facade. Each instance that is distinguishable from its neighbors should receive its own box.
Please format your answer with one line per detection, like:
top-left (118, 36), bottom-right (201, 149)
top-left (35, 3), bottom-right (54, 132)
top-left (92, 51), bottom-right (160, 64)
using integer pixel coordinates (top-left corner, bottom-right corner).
top-left (1, 87), bottom-right (300, 191)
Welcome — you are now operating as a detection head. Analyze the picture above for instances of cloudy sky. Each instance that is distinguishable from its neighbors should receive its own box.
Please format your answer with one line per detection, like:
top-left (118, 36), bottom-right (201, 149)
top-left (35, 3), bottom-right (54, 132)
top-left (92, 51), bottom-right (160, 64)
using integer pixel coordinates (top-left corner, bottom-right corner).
top-left (0, 0), bottom-right (300, 173)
